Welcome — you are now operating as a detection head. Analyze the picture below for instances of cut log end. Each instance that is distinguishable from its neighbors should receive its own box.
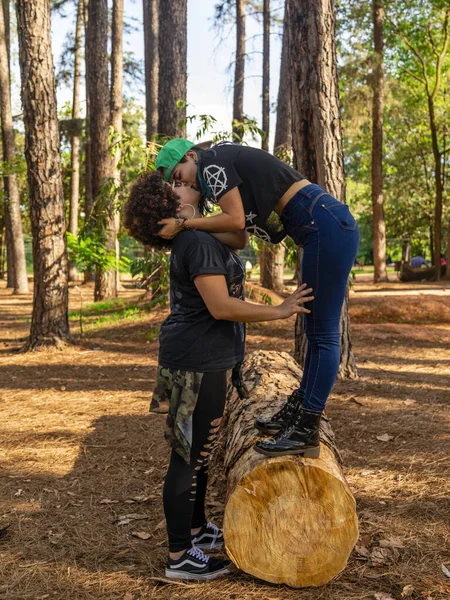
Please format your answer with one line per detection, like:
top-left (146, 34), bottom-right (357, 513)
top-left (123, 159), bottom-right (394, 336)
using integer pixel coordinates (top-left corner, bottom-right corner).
top-left (224, 445), bottom-right (358, 587)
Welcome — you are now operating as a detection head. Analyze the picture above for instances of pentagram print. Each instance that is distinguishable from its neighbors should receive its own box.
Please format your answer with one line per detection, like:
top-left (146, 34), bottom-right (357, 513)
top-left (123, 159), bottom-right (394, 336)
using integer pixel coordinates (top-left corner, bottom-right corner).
top-left (246, 224), bottom-right (272, 242)
top-left (202, 165), bottom-right (228, 198)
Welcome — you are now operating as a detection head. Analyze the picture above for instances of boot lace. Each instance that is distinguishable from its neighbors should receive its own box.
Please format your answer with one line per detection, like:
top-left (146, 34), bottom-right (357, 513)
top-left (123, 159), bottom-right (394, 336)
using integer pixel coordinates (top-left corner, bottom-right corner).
top-left (271, 391), bottom-right (301, 422)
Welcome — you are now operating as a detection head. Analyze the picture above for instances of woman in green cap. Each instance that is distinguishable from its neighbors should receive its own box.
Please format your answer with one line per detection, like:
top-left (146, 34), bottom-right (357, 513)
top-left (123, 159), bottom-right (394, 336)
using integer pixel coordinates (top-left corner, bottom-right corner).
top-left (155, 139), bottom-right (360, 459)
top-left (124, 170), bottom-right (313, 581)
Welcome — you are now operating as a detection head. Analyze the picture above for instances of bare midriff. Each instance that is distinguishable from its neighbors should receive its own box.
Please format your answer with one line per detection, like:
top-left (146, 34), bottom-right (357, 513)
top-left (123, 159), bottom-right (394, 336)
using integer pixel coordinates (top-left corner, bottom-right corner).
top-left (274, 179), bottom-right (311, 216)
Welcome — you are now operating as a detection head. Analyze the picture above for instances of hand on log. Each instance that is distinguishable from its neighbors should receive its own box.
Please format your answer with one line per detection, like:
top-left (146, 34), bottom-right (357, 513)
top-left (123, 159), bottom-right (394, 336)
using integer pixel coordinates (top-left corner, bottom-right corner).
top-left (214, 350), bottom-right (358, 588)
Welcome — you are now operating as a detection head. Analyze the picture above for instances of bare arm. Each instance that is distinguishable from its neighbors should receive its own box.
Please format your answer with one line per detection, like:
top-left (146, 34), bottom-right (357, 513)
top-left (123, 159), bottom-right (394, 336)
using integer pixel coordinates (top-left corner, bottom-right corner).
top-left (194, 276), bottom-right (314, 322)
top-left (210, 230), bottom-right (249, 250)
top-left (158, 188), bottom-right (246, 239)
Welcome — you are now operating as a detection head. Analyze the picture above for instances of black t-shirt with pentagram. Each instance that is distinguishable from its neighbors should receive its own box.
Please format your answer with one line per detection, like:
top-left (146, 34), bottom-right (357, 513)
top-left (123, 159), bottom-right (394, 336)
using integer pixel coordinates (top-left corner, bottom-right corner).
top-left (158, 230), bottom-right (246, 372)
top-left (198, 142), bottom-right (306, 243)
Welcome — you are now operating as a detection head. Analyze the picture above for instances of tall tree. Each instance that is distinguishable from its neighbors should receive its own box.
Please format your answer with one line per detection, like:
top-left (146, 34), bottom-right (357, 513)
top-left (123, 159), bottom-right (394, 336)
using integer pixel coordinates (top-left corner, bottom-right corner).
top-left (110, 0), bottom-right (124, 294)
top-left (143, 0), bottom-right (159, 141)
top-left (16, 0), bottom-right (70, 348)
top-left (260, 0), bottom-right (291, 292)
top-left (261, 0), bottom-right (270, 151)
top-left (158, 0), bottom-right (187, 137)
top-left (2, 0), bottom-right (14, 290)
top-left (233, 0), bottom-right (246, 141)
top-left (86, 0), bottom-right (115, 300)
top-left (83, 0), bottom-right (93, 233)
top-left (287, 0), bottom-right (357, 378)
top-left (388, 7), bottom-right (449, 280)
top-left (260, 244), bottom-right (285, 291)
top-left (371, 0), bottom-right (387, 282)
top-left (0, 0), bottom-right (28, 293)
top-left (68, 0), bottom-right (84, 282)
top-left (273, 0), bottom-right (292, 158)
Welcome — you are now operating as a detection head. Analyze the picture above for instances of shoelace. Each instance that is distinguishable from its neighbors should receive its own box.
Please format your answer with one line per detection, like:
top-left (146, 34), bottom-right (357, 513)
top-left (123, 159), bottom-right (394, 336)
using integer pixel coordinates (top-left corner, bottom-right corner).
top-left (272, 393), bottom-right (298, 421)
top-left (187, 546), bottom-right (210, 563)
top-left (207, 522), bottom-right (221, 549)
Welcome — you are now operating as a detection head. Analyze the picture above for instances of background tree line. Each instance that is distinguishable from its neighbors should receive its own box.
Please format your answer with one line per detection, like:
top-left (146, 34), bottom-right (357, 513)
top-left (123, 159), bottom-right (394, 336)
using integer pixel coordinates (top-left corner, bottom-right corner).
top-left (0, 0), bottom-right (448, 358)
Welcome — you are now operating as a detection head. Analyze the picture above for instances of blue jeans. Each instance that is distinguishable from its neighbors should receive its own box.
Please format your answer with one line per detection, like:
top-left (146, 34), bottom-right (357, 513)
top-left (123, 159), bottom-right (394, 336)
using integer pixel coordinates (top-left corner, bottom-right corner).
top-left (281, 184), bottom-right (360, 412)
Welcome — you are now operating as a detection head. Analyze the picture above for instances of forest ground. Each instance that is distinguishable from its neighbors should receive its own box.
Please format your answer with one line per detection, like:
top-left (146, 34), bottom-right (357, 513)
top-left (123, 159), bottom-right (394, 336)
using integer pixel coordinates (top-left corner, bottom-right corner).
top-left (1, 275), bottom-right (449, 600)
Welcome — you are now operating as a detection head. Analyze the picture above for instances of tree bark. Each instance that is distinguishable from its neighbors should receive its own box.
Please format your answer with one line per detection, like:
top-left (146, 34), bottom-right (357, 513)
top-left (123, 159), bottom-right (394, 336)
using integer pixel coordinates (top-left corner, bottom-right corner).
top-left (16, 0), bottom-right (70, 349)
top-left (2, 0), bottom-right (14, 289)
top-left (110, 0), bottom-right (124, 294)
top-left (232, 0), bottom-right (246, 142)
top-left (260, 244), bottom-right (285, 291)
top-left (371, 0), bottom-right (387, 283)
top-left (86, 0), bottom-right (115, 301)
top-left (212, 351), bottom-right (358, 587)
top-left (287, 0), bottom-right (357, 377)
top-left (274, 1), bottom-right (292, 158)
top-left (68, 0), bottom-right (84, 282)
top-left (158, 0), bottom-right (187, 138)
top-left (82, 0), bottom-right (94, 284)
top-left (429, 95), bottom-right (444, 280)
top-left (261, 0), bottom-right (270, 151)
top-left (143, 0), bottom-right (159, 141)
top-left (0, 0), bottom-right (28, 293)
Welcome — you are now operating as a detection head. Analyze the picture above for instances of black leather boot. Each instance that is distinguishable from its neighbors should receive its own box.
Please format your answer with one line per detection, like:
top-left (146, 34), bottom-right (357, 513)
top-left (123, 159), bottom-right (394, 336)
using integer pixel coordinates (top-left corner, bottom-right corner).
top-left (254, 389), bottom-right (304, 435)
top-left (254, 408), bottom-right (321, 458)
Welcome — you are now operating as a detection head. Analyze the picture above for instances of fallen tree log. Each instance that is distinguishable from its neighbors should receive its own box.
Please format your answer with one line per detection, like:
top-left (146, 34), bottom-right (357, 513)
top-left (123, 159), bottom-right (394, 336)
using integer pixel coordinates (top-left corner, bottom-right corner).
top-left (218, 350), bottom-right (358, 588)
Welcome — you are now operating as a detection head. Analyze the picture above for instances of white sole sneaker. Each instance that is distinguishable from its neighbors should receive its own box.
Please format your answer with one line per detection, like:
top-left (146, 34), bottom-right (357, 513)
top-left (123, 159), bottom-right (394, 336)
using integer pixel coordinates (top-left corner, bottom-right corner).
top-left (164, 565), bottom-right (230, 581)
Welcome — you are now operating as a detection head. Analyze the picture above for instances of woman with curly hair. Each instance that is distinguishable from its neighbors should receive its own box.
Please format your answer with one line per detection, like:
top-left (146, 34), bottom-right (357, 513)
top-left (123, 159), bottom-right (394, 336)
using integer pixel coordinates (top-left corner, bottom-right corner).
top-left (124, 171), bottom-right (313, 582)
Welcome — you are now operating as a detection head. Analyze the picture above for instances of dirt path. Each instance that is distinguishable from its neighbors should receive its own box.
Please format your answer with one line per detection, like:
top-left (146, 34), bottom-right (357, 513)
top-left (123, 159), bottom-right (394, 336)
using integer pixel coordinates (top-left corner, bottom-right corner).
top-left (1, 280), bottom-right (449, 600)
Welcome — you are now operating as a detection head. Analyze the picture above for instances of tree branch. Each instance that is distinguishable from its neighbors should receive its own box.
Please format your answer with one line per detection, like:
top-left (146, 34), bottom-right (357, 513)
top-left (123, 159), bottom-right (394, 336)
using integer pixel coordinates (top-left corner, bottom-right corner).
top-left (386, 14), bottom-right (431, 95)
top-left (431, 11), bottom-right (450, 100)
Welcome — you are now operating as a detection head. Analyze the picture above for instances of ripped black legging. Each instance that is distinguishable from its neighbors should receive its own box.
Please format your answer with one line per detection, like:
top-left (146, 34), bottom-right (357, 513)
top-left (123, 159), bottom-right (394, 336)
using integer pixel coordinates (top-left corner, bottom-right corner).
top-left (163, 370), bottom-right (227, 552)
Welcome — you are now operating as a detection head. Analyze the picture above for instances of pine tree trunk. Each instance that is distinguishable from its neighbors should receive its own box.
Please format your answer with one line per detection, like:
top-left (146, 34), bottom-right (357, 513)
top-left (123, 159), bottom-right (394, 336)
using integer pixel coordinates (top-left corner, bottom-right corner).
top-left (68, 0), bottom-right (84, 282)
top-left (86, 0), bottom-right (115, 301)
top-left (371, 0), bottom-right (387, 283)
top-left (261, 0), bottom-right (270, 151)
top-left (287, 0), bottom-right (357, 378)
top-left (274, 1), bottom-right (292, 158)
top-left (430, 97), bottom-right (443, 281)
top-left (211, 351), bottom-right (358, 587)
top-left (232, 0), bottom-right (246, 141)
top-left (5, 216), bottom-right (14, 288)
top-left (0, 0), bottom-right (28, 294)
top-left (260, 244), bottom-right (285, 291)
top-left (143, 0), bottom-right (159, 141)
top-left (110, 0), bottom-right (124, 294)
top-left (2, 0), bottom-right (13, 289)
top-left (83, 0), bottom-right (94, 284)
top-left (158, 0), bottom-right (187, 138)
top-left (16, 0), bottom-right (70, 349)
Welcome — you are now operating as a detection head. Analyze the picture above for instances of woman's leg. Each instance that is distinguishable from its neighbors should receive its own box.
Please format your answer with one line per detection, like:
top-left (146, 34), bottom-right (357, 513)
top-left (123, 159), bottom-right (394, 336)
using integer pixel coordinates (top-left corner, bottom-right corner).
top-left (255, 188), bottom-right (359, 457)
top-left (163, 371), bottom-right (227, 554)
top-left (299, 200), bottom-right (359, 412)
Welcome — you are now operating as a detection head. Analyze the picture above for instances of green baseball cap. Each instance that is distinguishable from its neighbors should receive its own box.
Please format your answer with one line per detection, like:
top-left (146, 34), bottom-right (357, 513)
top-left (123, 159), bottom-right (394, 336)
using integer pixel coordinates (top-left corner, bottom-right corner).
top-left (155, 138), bottom-right (195, 181)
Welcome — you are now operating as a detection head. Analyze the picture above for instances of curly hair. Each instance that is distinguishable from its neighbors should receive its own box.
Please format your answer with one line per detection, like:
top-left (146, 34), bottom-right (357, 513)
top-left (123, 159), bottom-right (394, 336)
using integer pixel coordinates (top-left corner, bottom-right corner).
top-left (123, 171), bottom-right (179, 249)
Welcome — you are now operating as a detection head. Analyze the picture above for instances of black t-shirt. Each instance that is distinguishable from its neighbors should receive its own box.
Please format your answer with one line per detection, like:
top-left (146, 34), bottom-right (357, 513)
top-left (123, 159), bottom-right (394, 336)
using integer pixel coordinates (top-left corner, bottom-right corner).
top-left (158, 230), bottom-right (246, 372)
top-left (199, 142), bottom-right (306, 243)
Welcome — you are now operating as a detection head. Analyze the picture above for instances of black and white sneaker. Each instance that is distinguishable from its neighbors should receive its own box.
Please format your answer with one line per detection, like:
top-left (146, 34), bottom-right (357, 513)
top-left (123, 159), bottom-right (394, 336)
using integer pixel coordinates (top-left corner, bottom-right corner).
top-left (165, 546), bottom-right (231, 581)
top-left (191, 522), bottom-right (224, 550)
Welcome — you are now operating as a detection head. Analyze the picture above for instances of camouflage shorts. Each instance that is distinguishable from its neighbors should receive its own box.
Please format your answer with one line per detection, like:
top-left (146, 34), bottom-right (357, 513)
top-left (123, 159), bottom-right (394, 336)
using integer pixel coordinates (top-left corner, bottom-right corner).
top-left (151, 366), bottom-right (204, 464)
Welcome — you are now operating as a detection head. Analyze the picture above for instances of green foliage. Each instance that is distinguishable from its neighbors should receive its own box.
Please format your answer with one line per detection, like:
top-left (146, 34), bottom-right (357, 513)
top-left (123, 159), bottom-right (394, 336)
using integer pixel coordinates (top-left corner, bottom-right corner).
top-left (67, 231), bottom-right (131, 273)
top-left (337, 0), bottom-right (450, 262)
top-left (130, 251), bottom-right (171, 308)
